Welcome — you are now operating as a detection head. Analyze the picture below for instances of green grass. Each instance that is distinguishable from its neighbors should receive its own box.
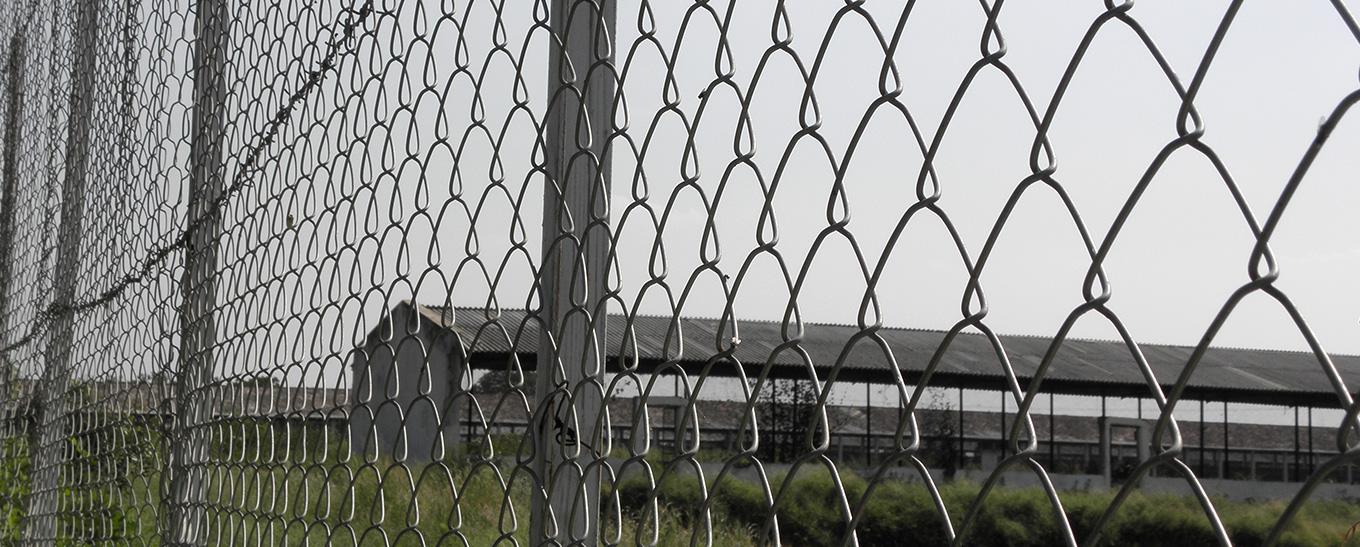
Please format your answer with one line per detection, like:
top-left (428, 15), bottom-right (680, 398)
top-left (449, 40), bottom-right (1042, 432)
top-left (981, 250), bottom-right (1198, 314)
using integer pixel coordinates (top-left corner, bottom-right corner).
top-left (193, 456), bottom-right (762, 547)
top-left (3, 423), bottom-right (1360, 547)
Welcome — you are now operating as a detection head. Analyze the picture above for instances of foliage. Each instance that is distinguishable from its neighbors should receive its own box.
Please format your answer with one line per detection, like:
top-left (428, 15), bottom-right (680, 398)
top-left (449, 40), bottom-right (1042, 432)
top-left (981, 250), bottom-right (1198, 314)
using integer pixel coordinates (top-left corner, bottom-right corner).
top-left (0, 401), bottom-right (157, 546)
top-left (760, 378), bottom-right (818, 463)
top-left (918, 388), bottom-right (959, 480)
top-left (470, 369), bottom-right (536, 395)
top-left (611, 471), bottom-right (762, 547)
top-left (607, 468), bottom-right (1360, 547)
top-left (0, 436), bottom-right (29, 545)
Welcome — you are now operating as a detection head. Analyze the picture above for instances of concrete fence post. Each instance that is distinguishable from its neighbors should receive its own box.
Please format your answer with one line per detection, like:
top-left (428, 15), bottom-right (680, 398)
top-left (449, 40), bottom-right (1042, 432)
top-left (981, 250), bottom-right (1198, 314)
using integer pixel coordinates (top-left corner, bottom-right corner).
top-left (21, 0), bottom-right (102, 541)
top-left (163, 0), bottom-right (227, 543)
top-left (530, 0), bottom-right (615, 544)
top-left (0, 34), bottom-right (25, 402)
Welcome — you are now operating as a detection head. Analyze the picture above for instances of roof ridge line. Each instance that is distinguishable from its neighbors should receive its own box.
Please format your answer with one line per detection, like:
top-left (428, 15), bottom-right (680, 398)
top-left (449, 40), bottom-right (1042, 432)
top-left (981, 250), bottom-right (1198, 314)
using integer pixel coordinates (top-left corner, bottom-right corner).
top-left (431, 304), bottom-right (1356, 358)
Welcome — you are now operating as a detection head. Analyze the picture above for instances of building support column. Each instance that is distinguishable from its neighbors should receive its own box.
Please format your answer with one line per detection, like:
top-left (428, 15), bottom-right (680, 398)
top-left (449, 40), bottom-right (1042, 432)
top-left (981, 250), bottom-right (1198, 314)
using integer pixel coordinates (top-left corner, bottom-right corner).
top-left (1048, 392), bottom-right (1055, 470)
top-left (999, 390), bottom-right (1005, 446)
top-left (864, 382), bottom-right (870, 465)
top-left (1307, 406), bottom-right (1314, 476)
top-left (957, 387), bottom-right (964, 471)
top-left (1199, 399), bottom-right (1206, 477)
top-left (1293, 405), bottom-right (1300, 482)
top-left (1223, 401), bottom-right (1229, 479)
top-left (1099, 418), bottom-right (1110, 487)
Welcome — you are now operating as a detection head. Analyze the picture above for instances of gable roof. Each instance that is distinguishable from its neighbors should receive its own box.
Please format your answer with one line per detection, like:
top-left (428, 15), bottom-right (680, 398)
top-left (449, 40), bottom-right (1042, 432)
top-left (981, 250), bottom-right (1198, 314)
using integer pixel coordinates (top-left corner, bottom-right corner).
top-left (397, 303), bottom-right (1360, 408)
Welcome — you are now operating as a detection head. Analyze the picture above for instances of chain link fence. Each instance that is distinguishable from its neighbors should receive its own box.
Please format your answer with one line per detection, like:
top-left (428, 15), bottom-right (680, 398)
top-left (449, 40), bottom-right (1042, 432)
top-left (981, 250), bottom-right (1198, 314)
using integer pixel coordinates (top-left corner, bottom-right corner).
top-left (0, 0), bottom-right (1359, 545)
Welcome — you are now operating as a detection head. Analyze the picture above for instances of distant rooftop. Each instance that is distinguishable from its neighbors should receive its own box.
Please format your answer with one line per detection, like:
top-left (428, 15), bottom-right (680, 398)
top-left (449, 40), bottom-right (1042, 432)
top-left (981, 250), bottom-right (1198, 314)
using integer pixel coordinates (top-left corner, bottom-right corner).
top-left (394, 302), bottom-right (1360, 408)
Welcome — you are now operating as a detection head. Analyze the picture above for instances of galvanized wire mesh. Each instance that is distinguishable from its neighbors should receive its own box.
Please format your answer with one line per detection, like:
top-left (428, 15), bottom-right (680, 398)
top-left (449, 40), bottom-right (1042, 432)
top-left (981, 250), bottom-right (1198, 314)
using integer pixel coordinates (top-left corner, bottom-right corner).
top-left (0, 0), bottom-right (1358, 545)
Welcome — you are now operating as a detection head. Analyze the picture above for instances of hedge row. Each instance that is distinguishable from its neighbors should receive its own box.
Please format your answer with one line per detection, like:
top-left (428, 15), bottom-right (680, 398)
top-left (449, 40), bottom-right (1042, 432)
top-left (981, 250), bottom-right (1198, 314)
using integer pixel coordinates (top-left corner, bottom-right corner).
top-left (613, 468), bottom-right (1360, 547)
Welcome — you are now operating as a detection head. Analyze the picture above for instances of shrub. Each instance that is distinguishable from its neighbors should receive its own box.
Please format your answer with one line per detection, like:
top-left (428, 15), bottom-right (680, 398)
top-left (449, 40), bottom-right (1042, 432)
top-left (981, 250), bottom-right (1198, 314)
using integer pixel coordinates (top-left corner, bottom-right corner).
top-left (711, 476), bottom-right (766, 531)
top-left (613, 471), bottom-right (708, 521)
top-left (608, 471), bottom-right (760, 547)
top-left (771, 469), bottom-right (838, 546)
top-left (1107, 494), bottom-right (1217, 547)
top-left (1056, 489), bottom-right (1113, 543)
top-left (955, 485), bottom-right (1064, 547)
top-left (855, 480), bottom-right (951, 547)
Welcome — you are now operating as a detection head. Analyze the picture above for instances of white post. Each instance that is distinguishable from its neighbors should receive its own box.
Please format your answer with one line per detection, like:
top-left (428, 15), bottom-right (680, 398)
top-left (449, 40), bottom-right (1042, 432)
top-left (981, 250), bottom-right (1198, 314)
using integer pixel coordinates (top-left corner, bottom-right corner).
top-left (530, 0), bottom-right (614, 545)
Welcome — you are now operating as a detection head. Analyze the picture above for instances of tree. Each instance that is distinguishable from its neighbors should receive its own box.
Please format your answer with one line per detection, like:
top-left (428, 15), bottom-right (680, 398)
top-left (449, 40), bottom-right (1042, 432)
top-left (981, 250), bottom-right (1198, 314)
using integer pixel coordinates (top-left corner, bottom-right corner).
top-left (919, 388), bottom-right (959, 480)
top-left (471, 369), bottom-right (535, 395)
top-left (761, 377), bottom-right (819, 463)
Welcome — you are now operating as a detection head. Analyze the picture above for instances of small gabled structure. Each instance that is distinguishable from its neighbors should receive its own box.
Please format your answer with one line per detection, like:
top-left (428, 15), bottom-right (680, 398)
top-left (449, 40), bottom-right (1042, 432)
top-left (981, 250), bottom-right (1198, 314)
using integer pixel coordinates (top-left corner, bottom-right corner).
top-left (349, 301), bottom-right (467, 461)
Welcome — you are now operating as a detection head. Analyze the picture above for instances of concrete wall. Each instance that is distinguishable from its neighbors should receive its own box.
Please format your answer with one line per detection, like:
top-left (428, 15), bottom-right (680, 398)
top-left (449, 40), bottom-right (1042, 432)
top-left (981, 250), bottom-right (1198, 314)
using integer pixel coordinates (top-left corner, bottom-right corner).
top-left (350, 303), bottom-right (465, 461)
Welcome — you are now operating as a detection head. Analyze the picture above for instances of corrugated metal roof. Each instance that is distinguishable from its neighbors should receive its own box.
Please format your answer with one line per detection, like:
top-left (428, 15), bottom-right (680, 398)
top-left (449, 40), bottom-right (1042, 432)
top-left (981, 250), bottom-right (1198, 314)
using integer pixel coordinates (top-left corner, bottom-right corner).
top-left (412, 303), bottom-right (1360, 407)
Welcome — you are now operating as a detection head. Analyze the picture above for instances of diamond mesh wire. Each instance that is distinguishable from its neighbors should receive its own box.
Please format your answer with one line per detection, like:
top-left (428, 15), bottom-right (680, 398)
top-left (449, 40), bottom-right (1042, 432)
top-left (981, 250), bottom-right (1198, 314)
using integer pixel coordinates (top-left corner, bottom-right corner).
top-left (0, 0), bottom-right (1357, 545)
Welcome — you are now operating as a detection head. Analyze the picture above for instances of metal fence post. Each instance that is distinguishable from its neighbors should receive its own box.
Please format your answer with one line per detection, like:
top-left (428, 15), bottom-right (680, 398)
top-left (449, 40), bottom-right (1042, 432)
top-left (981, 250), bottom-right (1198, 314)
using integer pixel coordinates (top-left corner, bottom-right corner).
top-left (0, 34), bottom-right (25, 402)
top-left (531, 0), bottom-right (614, 544)
top-left (163, 0), bottom-right (227, 543)
top-left (21, 0), bottom-right (101, 541)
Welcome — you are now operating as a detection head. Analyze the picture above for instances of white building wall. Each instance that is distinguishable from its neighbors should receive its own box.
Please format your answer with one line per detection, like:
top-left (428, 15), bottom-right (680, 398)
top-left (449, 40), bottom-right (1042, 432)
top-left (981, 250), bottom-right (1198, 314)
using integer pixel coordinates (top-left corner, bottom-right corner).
top-left (350, 302), bottom-right (465, 461)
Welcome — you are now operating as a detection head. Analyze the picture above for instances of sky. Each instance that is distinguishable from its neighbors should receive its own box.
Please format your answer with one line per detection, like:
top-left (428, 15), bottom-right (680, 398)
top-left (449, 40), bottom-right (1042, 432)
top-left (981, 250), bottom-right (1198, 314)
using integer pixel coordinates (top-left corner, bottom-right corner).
top-left (592, 0), bottom-right (1360, 355)
top-left (387, 0), bottom-right (1360, 353)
